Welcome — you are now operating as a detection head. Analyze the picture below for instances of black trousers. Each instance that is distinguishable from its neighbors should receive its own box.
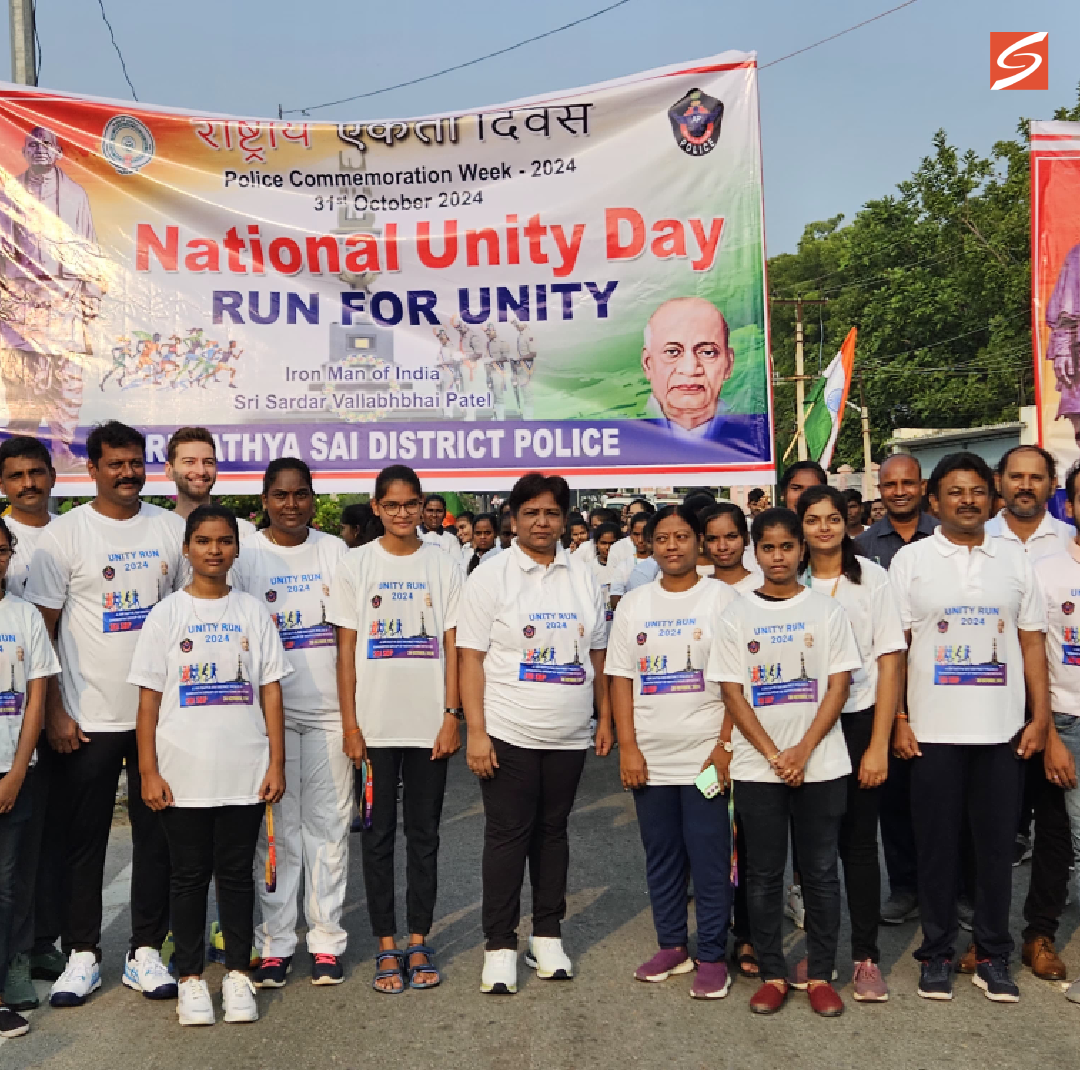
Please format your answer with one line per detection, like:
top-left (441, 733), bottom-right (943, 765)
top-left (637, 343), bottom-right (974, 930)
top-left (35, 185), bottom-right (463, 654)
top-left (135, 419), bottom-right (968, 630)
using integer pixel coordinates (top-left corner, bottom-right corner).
top-left (1021, 750), bottom-right (1072, 943)
top-left (160, 803), bottom-right (265, 976)
top-left (0, 772), bottom-right (33, 988)
top-left (879, 753), bottom-right (918, 896)
top-left (60, 729), bottom-right (171, 957)
top-left (838, 709), bottom-right (883, 963)
top-left (11, 736), bottom-right (66, 956)
top-left (480, 738), bottom-right (586, 950)
top-left (732, 810), bottom-right (751, 947)
top-left (734, 777), bottom-right (847, 981)
top-left (911, 741), bottom-right (1022, 962)
top-left (361, 747), bottom-right (448, 939)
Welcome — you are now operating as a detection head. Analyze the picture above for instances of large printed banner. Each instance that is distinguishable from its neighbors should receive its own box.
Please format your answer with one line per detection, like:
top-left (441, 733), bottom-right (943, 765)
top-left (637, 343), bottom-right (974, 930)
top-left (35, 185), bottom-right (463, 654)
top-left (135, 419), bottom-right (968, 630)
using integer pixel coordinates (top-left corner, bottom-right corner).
top-left (1033, 120), bottom-right (1080, 479)
top-left (0, 53), bottom-right (772, 492)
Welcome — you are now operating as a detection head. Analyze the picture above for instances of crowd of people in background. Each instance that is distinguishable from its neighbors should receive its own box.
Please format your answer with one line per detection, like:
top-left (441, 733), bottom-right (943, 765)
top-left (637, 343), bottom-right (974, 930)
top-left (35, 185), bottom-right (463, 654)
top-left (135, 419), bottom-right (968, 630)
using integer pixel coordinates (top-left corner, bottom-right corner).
top-left (0, 425), bottom-right (1077, 1035)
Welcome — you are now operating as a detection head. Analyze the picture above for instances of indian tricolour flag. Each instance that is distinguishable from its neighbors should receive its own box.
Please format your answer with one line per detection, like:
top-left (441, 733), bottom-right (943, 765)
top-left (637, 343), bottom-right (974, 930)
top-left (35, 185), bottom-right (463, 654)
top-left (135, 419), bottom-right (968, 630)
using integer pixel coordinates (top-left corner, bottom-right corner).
top-left (803, 327), bottom-right (857, 469)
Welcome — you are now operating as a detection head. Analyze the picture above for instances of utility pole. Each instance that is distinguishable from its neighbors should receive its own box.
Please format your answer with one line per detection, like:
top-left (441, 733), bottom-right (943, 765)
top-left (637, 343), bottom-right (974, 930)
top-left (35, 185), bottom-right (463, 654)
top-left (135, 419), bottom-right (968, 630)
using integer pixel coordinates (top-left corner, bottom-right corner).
top-left (858, 376), bottom-right (874, 500)
top-left (9, 0), bottom-right (37, 85)
top-left (772, 296), bottom-right (828, 462)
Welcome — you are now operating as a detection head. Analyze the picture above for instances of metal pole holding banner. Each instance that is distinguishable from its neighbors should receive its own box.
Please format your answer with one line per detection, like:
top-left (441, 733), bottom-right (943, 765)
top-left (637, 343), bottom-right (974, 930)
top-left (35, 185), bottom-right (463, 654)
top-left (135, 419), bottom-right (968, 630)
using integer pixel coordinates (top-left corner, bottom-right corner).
top-left (9, 0), bottom-right (37, 85)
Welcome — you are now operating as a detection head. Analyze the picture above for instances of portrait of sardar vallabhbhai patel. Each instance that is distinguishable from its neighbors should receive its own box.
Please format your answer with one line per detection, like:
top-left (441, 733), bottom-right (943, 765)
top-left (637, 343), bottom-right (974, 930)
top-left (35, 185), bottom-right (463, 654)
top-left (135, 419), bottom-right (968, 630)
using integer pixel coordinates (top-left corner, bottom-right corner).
top-left (641, 296), bottom-right (736, 440)
top-left (0, 125), bottom-right (106, 470)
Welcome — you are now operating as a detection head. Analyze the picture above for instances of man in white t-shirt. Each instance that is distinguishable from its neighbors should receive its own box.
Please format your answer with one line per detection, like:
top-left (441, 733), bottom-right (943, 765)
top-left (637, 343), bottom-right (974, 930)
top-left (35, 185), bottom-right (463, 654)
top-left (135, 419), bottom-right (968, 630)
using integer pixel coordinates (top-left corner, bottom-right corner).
top-left (1031, 460), bottom-right (1080, 1003)
top-left (985, 445), bottom-right (1075, 982)
top-left (0, 435), bottom-right (63, 1008)
top-left (165, 425), bottom-right (256, 539)
top-left (417, 494), bottom-right (461, 558)
top-left (25, 421), bottom-right (187, 1007)
top-left (889, 451), bottom-right (1051, 1005)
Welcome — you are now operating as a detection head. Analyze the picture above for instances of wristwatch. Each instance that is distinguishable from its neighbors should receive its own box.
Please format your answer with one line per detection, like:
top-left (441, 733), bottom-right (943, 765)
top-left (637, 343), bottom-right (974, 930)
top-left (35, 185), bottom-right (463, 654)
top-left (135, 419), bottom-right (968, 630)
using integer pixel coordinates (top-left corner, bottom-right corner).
top-left (720, 740), bottom-right (733, 754)
top-left (445, 707), bottom-right (465, 720)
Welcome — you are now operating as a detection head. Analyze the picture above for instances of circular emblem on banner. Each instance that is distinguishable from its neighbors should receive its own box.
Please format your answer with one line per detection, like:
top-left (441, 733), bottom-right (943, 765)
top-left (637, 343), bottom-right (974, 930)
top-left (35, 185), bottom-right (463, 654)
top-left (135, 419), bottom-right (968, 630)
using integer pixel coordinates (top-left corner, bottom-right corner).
top-left (180, 638), bottom-right (193, 653)
top-left (265, 589), bottom-right (277, 603)
top-left (370, 595), bottom-right (382, 609)
top-left (102, 114), bottom-right (155, 175)
top-left (102, 565), bottom-right (115, 580)
top-left (748, 640), bottom-right (760, 654)
top-left (636, 631), bottom-right (647, 645)
top-left (1064, 601), bottom-right (1076, 616)
top-left (523, 625), bottom-right (536, 639)
top-left (937, 619), bottom-right (949, 633)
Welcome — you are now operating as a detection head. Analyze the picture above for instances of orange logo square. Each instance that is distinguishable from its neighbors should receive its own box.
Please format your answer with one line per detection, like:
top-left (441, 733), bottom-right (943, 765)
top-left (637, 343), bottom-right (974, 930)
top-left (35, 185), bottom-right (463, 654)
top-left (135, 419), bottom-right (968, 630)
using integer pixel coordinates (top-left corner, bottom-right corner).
top-left (991, 32), bottom-right (1048, 90)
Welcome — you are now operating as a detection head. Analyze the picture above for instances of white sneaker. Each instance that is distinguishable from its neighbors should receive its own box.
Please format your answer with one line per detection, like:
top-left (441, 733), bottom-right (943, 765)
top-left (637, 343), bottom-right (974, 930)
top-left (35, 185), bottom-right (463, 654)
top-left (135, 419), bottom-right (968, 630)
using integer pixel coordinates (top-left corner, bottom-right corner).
top-left (176, 979), bottom-right (216, 1026)
top-left (122, 946), bottom-right (178, 1000)
top-left (480, 949), bottom-right (518, 994)
top-left (50, 950), bottom-right (101, 1007)
top-left (784, 884), bottom-right (805, 930)
top-left (524, 935), bottom-right (573, 980)
top-left (221, 971), bottom-right (258, 1023)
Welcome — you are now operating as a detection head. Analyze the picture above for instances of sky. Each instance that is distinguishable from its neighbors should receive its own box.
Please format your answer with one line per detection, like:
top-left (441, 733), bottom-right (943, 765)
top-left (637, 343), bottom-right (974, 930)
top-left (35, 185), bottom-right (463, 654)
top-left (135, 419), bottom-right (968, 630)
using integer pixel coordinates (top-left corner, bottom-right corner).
top-left (3, 0), bottom-right (1079, 254)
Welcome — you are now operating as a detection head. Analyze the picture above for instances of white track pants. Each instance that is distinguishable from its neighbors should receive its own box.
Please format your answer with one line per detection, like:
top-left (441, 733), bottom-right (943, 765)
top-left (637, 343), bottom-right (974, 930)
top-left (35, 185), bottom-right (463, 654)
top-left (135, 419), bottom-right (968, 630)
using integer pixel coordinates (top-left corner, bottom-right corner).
top-left (254, 717), bottom-right (354, 957)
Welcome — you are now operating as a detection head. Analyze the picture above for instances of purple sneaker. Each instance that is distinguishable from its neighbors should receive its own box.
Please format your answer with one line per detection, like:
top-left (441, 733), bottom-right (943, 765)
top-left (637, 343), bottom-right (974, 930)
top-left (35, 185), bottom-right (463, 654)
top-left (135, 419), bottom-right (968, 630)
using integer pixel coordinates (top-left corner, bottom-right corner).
top-left (690, 960), bottom-right (731, 999)
top-left (634, 947), bottom-right (694, 983)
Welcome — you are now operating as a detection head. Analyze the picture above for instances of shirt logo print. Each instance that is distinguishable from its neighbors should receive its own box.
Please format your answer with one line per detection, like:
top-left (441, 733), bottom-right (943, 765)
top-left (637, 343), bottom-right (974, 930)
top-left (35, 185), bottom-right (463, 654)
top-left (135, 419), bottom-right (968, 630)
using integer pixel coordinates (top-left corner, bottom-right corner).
top-left (371, 595), bottom-right (382, 609)
top-left (265, 589), bottom-right (277, 603)
top-left (102, 566), bottom-right (115, 580)
top-left (1064, 601), bottom-right (1075, 616)
top-left (523, 625), bottom-right (536, 639)
top-left (180, 638), bottom-right (193, 653)
top-left (747, 640), bottom-right (760, 654)
top-left (636, 632), bottom-right (647, 645)
top-left (937, 620), bottom-right (949, 633)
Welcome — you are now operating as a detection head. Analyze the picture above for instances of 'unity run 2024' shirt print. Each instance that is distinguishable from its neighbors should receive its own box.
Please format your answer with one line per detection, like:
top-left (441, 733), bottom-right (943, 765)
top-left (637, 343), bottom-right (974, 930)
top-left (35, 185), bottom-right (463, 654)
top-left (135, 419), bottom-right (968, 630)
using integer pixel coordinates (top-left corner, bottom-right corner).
top-left (933, 606), bottom-right (1008, 687)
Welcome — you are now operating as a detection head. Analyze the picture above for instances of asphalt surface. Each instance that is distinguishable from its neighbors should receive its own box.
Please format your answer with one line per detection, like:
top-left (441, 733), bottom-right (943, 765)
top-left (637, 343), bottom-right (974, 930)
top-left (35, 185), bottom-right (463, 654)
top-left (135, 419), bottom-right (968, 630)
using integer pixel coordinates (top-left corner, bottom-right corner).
top-left (5, 750), bottom-right (1080, 1069)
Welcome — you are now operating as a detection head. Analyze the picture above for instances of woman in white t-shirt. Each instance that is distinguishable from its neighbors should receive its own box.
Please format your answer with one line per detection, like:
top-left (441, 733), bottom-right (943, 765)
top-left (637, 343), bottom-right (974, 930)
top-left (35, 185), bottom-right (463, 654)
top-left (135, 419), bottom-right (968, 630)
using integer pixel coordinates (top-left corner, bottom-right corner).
top-left (797, 486), bottom-right (906, 1005)
top-left (590, 521), bottom-right (620, 639)
top-left (466, 513), bottom-right (499, 575)
top-left (458, 473), bottom-right (610, 996)
top-left (0, 517), bottom-right (60, 1038)
top-left (700, 502), bottom-right (764, 979)
top-left (606, 506), bottom-right (738, 999)
top-left (231, 458), bottom-right (350, 990)
top-left (131, 506), bottom-right (290, 1027)
top-left (327, 465), bottom-right (463, 994)
top-left (708, 507), bottom-right (860, 1019)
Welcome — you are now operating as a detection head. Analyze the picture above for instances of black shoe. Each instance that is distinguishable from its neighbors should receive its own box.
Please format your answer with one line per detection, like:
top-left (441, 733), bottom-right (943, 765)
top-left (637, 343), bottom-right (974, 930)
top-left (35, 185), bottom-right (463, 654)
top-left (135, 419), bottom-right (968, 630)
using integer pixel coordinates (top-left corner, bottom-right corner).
top-left (973, 957), bottom-right (1020, 1003)
top-left (311, 953), bottom-right (344, 986)
top-left (917, 959), bottom-right (954, 1001)
top-left (0, 1006), bottom-right (30, 1038)
top-left (879, 891), bottom-right (919, 925)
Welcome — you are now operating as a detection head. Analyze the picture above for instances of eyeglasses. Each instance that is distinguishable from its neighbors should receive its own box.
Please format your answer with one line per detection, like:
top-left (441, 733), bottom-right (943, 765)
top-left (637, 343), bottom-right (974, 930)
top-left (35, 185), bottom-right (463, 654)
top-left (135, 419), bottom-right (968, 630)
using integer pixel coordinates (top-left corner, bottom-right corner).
top-left (380, 500), bottom-right (422, 516)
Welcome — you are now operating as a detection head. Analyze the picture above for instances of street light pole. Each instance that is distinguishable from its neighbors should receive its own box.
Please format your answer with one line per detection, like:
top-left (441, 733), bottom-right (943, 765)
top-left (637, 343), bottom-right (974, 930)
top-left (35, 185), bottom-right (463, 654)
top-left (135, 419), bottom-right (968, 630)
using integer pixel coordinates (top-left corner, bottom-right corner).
top-left (9, 0), bottom-right (37, 85)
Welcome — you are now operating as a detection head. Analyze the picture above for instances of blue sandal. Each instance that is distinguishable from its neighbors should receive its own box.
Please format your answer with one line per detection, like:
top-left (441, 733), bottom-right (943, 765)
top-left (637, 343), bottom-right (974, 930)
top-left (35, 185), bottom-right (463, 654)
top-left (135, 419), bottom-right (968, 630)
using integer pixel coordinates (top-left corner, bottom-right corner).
top-left (404, 943), bottom-right (442, 989)
top-left (372, 949), bottom-right (406, 994)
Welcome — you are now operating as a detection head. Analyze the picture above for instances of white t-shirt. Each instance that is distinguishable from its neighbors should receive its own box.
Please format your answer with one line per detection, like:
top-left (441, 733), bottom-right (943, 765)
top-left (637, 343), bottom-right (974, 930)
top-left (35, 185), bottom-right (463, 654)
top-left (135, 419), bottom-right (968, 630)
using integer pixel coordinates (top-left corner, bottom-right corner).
top-left (25, 502), bottom-right (186, 733)
top-left (807, 556), bottom-right (906, 713)
top-left (572, 539), bottom-right (597, 568)
top-left (985, 509), bottom-right (1074, 561)
top-left (889, 528), bottom-right (1047, 745)
top-left (608, 536), bottom-right (636, 570)
top-left (611, 555), bottom-right (655, 598)
top-left (5, 514), bottom-right (57, 598)
top-left (232, 529), bottom-right (347, 725)
top-left (457, 540), bottom-right (606, 750)
top-left (459, 542), bottom-right (474, 571)
top-left (326, 540), bottom-right (463, 748)
top-left (128, 589), bottom-right (290, 807)
top-left (727, 568), bottom-right (765, 596)
top-left (1033, 546), bottom-right (1080, 716)
top-left (0, 593), bottom-right (60, 773)
top-left (418, 527), bottom-right (461, 557)
top-left (606, 577), bottom-right (736, 785)
top-left (590, 559), bottom-right (617, 643)
top-left (708, 587), bottom-right (860, 784)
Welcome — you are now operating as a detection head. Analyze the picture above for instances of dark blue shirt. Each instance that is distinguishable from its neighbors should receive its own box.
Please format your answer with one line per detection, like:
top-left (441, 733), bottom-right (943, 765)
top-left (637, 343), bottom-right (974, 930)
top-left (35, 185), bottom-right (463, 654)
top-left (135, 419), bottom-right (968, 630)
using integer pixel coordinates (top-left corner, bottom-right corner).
top-left (854, 511), bottom-right (938, 570)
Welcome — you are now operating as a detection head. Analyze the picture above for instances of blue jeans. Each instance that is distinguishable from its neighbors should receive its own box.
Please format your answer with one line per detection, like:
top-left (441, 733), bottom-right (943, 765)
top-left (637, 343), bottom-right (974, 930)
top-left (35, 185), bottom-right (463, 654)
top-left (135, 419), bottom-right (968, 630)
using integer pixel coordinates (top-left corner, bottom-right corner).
top-left (1053, 713), bottom-right (1080, 867)
top-left (0, 770), bottom-right (34, 989)
top-left (633, 783), bottom-right (732, 963)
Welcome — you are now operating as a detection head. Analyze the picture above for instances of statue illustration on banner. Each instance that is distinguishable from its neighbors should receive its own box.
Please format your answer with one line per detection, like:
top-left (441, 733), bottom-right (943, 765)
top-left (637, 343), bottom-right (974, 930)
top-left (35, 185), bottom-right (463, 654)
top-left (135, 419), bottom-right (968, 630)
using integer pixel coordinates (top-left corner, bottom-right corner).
top-left (0, 53), bottom-right (772, 493)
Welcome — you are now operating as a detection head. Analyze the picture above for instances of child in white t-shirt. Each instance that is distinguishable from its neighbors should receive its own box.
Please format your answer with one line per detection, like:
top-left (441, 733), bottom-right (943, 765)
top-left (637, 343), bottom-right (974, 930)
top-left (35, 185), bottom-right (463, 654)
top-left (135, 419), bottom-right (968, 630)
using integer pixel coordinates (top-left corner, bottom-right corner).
top-left (130, 506), bottom-right (290, 1028)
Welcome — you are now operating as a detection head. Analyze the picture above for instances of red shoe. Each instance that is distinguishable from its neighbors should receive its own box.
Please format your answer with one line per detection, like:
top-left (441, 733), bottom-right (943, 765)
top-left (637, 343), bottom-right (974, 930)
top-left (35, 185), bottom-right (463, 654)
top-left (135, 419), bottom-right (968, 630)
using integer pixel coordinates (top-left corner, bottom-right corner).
top-left (749, 980), bottom-right (789, 1014)
top-left (807, 981), bottom-right (845, 1017)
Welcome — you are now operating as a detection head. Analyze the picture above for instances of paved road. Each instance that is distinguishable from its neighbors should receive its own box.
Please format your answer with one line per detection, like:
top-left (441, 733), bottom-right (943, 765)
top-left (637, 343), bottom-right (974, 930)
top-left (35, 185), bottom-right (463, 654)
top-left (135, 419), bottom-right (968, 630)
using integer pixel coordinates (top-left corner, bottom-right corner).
top-left (5, 751), bottom-right (1080, 1069)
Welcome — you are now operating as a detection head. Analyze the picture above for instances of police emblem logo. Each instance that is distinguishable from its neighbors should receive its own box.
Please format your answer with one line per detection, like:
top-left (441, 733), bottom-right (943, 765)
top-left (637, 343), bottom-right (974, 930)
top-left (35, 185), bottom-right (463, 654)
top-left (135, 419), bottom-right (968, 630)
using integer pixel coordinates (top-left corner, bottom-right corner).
top-left (371, 595), bottom-right (382, 609)
top-left (637, 632), bottom-right (647, 645)
top-left (937, 620), bottom-right (949, 633)
top-left (1064, 601), bottom-right (1076, 616)
top-left (804, 633), bottom-right (814, 649)
top-left (668, 88), bottom-right (724, 157)
top-left (523, 625), bottom-right (536, 639)
top-left (748, 640), bottom-right (760, 654)
top-left (102, 565), bottom-right (115, 580)
top-left (266, 589), bottom-right (277, 603)
top-left (180, 638), bottom-right (193, 653)
top-left (102, 114), bottom-right (155, 175)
